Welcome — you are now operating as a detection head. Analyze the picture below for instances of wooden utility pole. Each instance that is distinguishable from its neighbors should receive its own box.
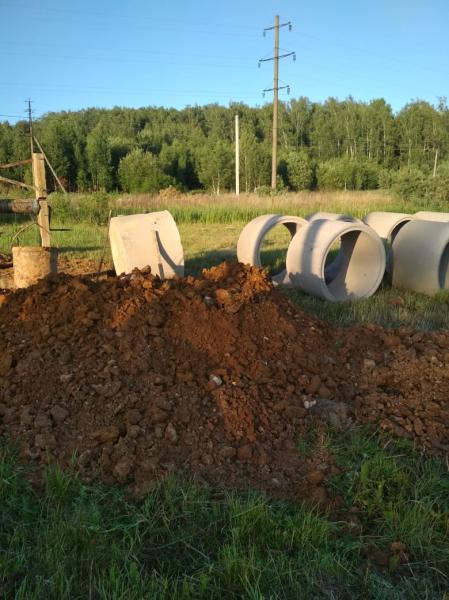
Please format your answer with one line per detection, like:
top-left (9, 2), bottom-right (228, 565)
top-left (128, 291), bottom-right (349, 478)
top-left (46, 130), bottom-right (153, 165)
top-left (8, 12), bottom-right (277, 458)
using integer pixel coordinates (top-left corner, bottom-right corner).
top-left (260, 17), bottom-right (295, 190)
top-left (272, 15), bottom-right (280, 189)
top-left (26, 99), bottom-right (34, 155)
top-left (235, 114), bottom-right (240, 196)
top-left (433, 147), bottom-right (439, 178)
top-left (32, 152), bottom-right (51, 247)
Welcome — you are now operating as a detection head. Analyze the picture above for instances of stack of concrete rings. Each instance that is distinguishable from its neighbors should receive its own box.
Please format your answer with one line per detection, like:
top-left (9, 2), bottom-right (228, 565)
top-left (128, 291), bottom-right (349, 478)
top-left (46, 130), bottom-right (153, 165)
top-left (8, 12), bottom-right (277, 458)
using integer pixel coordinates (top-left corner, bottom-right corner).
top-left (237, 213), bottom-right (386, 301)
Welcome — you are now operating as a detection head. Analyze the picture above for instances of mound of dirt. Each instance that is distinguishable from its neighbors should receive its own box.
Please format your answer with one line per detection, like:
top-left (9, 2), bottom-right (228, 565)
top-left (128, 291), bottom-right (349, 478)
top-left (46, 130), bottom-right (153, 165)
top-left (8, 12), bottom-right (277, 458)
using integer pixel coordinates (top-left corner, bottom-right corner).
top-left (0, 262), bottom-right (448, 501)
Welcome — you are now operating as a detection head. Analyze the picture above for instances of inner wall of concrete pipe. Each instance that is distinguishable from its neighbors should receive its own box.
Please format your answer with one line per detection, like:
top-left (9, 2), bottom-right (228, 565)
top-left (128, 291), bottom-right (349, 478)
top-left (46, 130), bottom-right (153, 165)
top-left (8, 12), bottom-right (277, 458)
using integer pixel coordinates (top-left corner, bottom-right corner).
top-left (286, 221), bottom-right (385, 302)
top-left (327, 230), bottom-right (384, 300)
top-left (439, 244), bottom-right (449, 289)
top-left (236, 214), bottom-right (307, 285)
top-left (306, 213), bottom-right (362, 283)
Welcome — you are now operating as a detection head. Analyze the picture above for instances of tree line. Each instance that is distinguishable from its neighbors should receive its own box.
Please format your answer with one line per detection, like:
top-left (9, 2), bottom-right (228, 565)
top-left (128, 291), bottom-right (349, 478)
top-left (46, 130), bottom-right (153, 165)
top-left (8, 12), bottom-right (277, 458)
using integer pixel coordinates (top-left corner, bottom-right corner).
top-left (0, 97), bottom-right (448, 200)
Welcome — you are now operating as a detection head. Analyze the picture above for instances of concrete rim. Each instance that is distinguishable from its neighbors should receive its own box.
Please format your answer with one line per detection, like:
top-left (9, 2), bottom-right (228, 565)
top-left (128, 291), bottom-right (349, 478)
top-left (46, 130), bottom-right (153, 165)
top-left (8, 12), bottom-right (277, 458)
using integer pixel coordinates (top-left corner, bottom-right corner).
top-left (414, 211), bottom-right (449, 222)
top-left (236, 214), bottom-right (308, 285)
top-left (306, 212), bottom-right (362, 223)
top-left (363, 211), bottom-right (412, 244)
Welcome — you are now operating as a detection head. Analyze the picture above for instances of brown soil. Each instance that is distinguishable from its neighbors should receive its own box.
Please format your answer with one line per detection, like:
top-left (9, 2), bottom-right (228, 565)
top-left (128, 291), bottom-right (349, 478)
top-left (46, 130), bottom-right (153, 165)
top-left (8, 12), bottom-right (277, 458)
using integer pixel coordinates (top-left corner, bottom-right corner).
top-left (0, 261), bottom-right (448, 502)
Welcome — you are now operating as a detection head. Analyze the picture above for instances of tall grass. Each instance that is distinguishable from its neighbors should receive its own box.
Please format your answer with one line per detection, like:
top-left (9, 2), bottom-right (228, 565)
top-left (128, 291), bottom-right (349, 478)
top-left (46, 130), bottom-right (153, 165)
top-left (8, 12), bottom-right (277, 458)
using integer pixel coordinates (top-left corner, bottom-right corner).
top-left (46, 190), bottom-right (446, 225)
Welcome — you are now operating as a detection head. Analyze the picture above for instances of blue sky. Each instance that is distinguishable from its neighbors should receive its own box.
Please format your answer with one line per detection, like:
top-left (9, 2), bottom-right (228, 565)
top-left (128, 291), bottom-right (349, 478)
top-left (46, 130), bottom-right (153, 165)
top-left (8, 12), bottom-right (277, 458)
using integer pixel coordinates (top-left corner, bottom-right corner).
top-left (1, 0), bottom-right (448, 122)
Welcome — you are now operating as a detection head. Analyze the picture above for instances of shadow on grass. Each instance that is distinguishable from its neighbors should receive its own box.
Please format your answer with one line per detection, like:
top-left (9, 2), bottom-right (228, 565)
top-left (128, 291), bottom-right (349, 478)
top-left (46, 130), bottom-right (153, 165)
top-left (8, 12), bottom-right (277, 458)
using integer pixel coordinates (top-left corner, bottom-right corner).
top-left (58, 246), bottom-right (102, 254)
top-left (186, 249), bottom-right (236, 276)
top-left (186, 247), bottom-right (291, 278)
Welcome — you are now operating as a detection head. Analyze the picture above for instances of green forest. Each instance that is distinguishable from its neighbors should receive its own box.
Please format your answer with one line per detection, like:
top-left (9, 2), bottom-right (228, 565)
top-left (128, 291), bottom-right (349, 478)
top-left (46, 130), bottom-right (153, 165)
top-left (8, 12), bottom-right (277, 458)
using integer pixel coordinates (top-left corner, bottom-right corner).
top-left (1, 97), bottom-right (448, 200)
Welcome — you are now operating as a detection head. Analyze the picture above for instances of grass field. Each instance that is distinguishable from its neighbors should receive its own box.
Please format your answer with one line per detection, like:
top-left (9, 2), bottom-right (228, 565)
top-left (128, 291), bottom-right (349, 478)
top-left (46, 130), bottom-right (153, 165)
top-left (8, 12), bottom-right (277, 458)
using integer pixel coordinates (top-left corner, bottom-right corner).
top-left (1, 190), bottom-right (449, 598)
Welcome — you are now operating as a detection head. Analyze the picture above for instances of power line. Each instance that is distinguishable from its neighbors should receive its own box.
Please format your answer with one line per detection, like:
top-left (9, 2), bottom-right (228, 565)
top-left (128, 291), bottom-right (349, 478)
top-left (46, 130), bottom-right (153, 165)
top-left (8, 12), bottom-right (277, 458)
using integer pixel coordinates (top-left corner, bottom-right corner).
top-left (0, 81), bottom-right (260, 98)
top-left (3, 40), bottom-right (250, 63)
top-left (0, 3), bottom-right (262, 37)
top-left (294, 30), bottom-right (449, 78)
top-left (0, 113), bottom-right (25, 119)
top-left (1, 50), bottom-right (256, 71)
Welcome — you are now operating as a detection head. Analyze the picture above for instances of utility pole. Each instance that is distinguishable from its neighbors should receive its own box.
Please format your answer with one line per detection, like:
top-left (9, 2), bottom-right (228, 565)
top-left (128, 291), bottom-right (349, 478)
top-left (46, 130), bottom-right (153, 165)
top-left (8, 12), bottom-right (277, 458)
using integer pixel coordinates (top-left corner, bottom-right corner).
top-left (235, 114), bottom-right (240, 196)
top-left (26, 99), bottom-right (34, 155)
top-left (433, 147), bottom-right (439, 178)
top-left (272, 16), bottom-right (279, 189)
top-left (259, 16), bottom-right (295, 189)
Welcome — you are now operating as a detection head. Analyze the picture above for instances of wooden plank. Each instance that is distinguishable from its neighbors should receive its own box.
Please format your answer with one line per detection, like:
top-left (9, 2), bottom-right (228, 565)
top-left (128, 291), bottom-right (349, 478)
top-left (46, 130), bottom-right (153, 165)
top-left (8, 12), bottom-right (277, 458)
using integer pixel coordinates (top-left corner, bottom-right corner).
top-left (0, 199), bottom-right (39, 214)
top-left (0, 174), bottom-right (36, 191)
top-left (32, 153), bottom-right (47, 199)
top-left (0, 159), bottom-right (32, 169)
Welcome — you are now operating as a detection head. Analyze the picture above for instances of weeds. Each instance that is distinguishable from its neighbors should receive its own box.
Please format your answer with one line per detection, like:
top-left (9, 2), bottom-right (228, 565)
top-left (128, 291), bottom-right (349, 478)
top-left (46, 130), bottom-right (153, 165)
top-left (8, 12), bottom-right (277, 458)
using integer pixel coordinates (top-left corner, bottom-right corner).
top-left (1, 431), bottom-right (448, 599)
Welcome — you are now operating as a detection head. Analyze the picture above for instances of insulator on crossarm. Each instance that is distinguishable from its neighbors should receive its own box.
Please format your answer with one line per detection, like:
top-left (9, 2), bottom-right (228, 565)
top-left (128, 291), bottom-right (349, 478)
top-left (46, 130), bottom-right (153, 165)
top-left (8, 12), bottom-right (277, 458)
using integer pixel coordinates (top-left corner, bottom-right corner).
top-left (289, 23), bottom-right (292, 31)
top-left (293, 53), bottom-right (296, 62)
top-left (287, 86), bottom-right (290, 95)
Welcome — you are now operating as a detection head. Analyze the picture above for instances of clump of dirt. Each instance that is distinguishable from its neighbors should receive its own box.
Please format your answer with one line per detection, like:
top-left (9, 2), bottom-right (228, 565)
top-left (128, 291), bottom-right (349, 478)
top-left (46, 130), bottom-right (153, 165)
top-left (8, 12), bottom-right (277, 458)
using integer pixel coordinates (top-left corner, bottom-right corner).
top-left (0, 261), bottom-right (447, 501)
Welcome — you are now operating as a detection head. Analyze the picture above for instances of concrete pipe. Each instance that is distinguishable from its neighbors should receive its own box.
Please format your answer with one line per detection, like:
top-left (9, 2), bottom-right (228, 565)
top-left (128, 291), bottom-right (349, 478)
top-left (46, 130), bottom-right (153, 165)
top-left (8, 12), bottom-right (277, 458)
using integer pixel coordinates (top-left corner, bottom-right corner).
top-left (363, 211), bottom-right (412, 274)
top-left (306, 213), bottom-right (362, 281)
top-left (286, 219), bottom-right (386, 302)
top-left (414, 211), bottom-right (449, 222)
top-left (391, 220), bottom-right (449, 296)
top-left (237, 214), bottom-right (308, 285)
top-left (109, 210), bottom-right (184, 278)
top-left (306, 212), bottom-right (361, 223)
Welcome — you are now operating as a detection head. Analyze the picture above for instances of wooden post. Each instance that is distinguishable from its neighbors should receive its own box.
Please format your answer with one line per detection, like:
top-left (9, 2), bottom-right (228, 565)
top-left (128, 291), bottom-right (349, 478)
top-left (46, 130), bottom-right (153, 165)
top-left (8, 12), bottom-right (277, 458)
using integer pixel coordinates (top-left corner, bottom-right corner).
top-left (37, 201), bottom-right (51, 247)
top-left (235, 114), bottom-right (240, 196)
top-left (32, 153), bottom-right (51, 247)
top-left (32, 153), bottom-right (47, 199)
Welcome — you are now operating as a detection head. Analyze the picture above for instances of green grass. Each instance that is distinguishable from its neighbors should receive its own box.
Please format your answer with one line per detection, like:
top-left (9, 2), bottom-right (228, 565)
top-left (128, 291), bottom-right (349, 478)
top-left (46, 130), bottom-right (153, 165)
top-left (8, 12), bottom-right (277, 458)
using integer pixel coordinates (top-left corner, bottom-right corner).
top-left (1, 431), bottom-right (448, 599)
